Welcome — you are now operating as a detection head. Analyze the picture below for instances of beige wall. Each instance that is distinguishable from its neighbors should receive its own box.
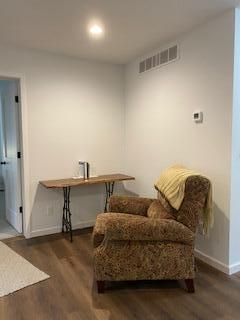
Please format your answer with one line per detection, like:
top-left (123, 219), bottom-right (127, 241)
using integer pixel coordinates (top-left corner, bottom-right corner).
top-left (0, 45), bottom-right (125, 236)
top-left (0, 10), bottom-right (238, 272)
top-left (124, 10), bottom-right (235, 267)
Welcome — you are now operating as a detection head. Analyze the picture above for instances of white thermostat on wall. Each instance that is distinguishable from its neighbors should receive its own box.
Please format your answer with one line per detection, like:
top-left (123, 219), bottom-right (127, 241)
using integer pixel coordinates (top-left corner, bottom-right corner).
top-left (193, 111), bottom-right (203, 123)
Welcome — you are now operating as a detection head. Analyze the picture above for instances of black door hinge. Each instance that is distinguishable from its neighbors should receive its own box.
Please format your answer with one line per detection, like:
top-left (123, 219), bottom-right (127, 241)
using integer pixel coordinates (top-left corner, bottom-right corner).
top-left (19, 206), bottom-right (23, 213)
top-left (17, 151), bottom-right (21, 159)
top-left (15, 96), bottom-right (19, 103)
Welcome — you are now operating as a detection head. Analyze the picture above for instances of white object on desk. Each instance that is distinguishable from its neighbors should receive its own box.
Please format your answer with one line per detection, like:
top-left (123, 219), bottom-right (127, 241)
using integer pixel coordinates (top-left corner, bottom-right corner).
top-left (72, 175), bottom-right (98, 179)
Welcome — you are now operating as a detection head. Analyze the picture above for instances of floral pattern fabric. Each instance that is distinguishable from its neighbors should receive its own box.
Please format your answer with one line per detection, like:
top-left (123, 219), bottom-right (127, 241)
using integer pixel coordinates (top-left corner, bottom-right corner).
top-left (147, 200), bottom-right (176, 219)
top-left (93, 175), bottom-right (209, 282)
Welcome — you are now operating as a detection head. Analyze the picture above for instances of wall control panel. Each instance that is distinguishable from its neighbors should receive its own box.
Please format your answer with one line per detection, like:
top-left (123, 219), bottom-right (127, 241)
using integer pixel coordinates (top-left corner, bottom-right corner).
top-left (193, 111), bottom-right (203, 123)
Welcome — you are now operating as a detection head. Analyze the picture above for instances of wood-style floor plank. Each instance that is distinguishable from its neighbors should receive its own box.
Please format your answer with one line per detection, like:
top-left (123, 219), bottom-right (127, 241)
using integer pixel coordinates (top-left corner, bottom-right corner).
top-left (0, 229), bottom-right (240, 320)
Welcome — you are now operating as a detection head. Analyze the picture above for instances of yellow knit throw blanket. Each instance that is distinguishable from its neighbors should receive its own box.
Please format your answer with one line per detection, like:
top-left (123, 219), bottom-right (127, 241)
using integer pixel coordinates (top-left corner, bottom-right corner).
top-left (154, 165), bottom-right (213, 235)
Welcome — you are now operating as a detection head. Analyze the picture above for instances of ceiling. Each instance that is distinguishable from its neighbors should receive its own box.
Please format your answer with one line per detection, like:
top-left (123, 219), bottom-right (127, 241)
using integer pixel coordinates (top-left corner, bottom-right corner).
top-left (0, 0), bottom-right (239, 64)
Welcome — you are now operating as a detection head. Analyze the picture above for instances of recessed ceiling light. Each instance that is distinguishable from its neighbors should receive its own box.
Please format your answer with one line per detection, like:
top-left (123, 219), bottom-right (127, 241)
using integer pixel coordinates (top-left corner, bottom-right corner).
top-left (89, 25), bottom-right (103, 35)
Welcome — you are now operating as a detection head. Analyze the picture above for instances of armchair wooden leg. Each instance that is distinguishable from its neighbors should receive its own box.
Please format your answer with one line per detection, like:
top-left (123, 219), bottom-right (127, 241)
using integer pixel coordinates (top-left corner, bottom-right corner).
top-left (185, 279), bottom-right (195, 293)
top-left (97, 281), bottom-right (105, 293)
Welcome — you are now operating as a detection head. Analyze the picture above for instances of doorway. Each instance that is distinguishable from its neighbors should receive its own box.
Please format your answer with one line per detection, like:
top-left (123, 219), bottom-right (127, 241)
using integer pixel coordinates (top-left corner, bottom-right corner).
top-left (0, 79), bottom-right (23, 239)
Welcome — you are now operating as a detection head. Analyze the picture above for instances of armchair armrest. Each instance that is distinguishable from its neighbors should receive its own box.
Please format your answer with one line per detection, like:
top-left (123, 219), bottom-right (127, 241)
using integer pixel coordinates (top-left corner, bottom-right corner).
top-left (105, 216), bottom-right (194, 245)
top-left (109, 196), bottom-right (154, 216)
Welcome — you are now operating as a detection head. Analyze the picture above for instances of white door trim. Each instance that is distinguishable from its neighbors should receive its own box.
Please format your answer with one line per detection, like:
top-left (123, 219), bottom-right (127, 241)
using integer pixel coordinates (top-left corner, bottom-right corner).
top-left (0, 72), bottom-right (30, 239)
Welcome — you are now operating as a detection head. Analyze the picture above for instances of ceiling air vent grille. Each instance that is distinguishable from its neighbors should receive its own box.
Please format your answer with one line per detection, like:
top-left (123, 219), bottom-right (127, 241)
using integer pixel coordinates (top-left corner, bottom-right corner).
top-left (139, 45), bottom-right (179, 74)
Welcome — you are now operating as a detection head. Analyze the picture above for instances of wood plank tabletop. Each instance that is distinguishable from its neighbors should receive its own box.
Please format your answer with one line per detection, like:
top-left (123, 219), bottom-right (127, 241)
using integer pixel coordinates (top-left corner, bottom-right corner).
top-left (39, 173), bottom-right (135, 189)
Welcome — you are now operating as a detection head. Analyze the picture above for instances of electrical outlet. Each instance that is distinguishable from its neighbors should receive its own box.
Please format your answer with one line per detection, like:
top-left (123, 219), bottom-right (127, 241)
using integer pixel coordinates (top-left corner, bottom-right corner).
top-left (47, 206), bottom-right (54, 217)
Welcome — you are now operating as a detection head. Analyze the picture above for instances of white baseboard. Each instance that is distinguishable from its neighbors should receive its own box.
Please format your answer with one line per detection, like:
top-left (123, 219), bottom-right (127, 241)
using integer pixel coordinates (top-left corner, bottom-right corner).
top-left (229, 262), bottom-right (240, 275)
top-left (195, 249), bottom-right (240, 275)
top-left (30, 219), bottom-right (95, 238)
top-left (195, 249), bottom-right (230, 274)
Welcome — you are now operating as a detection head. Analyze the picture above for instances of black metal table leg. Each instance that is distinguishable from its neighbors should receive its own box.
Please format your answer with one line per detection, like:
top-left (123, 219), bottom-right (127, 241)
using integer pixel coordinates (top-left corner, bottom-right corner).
top-left (62, 186), bottom-right (73, 242)
top-left (104, 182), bottom-right (115, 212)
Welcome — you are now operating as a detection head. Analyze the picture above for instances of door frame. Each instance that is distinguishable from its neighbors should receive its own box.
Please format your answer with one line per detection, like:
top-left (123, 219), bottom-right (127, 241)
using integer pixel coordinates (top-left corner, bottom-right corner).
top-left (0, 72), bottom-right (30, 238)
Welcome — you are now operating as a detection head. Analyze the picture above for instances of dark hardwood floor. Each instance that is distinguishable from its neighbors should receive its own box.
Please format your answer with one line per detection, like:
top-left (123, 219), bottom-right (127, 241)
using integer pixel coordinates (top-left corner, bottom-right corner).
top-left (1, 229), bottom-right (240, 320)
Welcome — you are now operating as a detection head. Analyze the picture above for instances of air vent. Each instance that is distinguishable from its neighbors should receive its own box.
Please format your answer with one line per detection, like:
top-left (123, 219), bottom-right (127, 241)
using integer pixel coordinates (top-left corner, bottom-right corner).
top-left (145, 57), bottom-right (152, 71)
top-left (139, 60), bottom-right (145, 73)
top-left (169, 45), bottom-right (178, 61)
top-left (152, 54), bottom-right (159, 68)
top-left (139, 44), bottom-right (179, 74)
top-left (160, 49), bottom-right (168, 64)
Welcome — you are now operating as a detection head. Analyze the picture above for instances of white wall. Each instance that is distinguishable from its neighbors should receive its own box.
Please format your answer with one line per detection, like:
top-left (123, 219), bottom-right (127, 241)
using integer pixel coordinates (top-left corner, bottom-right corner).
top-left (124, 10), bottom-right (235, 267)
top-left (0, 86), bottom-right (5, 218)
top-left (0, 45), bottom-right (125, 236)
top-left (229, 8), bottom-right (240, 269)
top-left (0, 89), bottom-right (3, 181)
top-left (0, 90), bottom-right (3, 217)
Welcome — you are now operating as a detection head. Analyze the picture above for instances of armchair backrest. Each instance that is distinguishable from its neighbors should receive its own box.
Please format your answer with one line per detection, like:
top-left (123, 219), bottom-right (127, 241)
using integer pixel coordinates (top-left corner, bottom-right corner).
top-left (158, 175), bottom-right (210, 232)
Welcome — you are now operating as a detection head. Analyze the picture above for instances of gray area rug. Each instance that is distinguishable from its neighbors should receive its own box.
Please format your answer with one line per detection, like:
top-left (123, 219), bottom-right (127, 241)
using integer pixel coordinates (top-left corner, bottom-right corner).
top-left (0, 241), bottom-right (49, 297)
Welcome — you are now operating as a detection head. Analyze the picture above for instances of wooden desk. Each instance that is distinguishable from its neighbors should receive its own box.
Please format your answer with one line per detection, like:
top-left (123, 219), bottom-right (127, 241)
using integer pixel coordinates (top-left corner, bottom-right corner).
top-left (40, 174), bottom-right (135, 242)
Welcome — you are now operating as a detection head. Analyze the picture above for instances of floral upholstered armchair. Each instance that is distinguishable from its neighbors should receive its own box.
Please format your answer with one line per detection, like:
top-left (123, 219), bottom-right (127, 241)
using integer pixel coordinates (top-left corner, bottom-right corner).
top-left (92, 175), bottom-right (210, 293)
